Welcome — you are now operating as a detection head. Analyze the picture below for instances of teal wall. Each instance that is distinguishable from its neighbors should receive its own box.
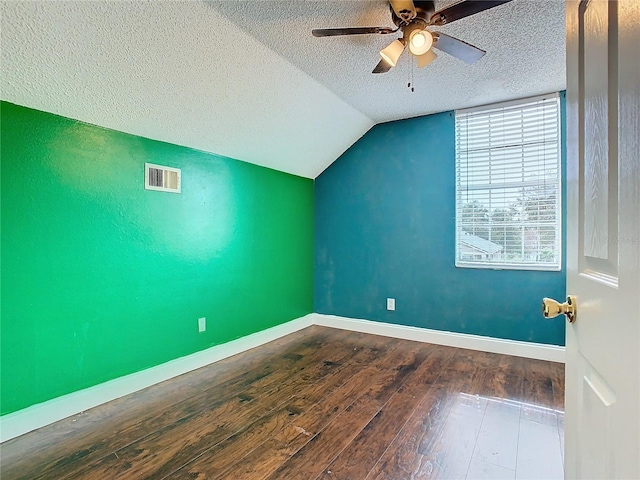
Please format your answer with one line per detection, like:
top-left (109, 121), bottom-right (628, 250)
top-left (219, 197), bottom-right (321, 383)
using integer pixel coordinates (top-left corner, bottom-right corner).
top-left (315, 95), bottom-right (566, 346)
top-left (1, 102), bottom-right (314, 415)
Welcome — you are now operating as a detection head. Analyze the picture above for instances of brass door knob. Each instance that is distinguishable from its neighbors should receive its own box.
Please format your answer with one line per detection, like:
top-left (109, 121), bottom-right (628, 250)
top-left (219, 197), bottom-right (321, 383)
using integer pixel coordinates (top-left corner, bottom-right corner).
top-left (542, 295), bottom-right (577, 323)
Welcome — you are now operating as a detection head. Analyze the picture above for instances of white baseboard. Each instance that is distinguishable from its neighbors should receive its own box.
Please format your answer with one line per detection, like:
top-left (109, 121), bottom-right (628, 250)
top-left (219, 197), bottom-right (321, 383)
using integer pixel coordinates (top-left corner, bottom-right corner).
top-left (1, 312), bottom-right (565, 443)
top-left (312, 313), bottom-right (566, 364)
top-left (0, 314), bottom-right (314, 443)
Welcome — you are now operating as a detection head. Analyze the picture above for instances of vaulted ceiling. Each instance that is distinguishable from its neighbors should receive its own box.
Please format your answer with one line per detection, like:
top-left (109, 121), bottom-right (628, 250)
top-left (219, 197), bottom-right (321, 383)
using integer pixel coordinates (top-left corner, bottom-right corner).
top-left (1, 1), bottom-right (566, 179)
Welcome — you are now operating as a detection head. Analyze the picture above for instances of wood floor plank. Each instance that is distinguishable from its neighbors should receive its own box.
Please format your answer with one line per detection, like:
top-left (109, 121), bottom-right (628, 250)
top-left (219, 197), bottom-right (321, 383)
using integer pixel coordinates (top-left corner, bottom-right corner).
top-left (2, 331), bottom-right (335, 478)
top-left (518, 358), bottom-right (561, 413)
top-left (415, 392), bottom-right (488, 479)
top-left (315, 346), bottom-right (458, 480)
top-left (193, 338), bottom-right (430, 480)
top-left (520, 370), bottom-right (556, 408)
top-left (364, 367), bottom-right (482, 480)
top-left (1, 327), bottom-right (565, 480)
top-left (1, 328), bottom-right (344, 480)
top-left (0, 327), bottom-right (330, 470)
top-left (66, 334), bottom-right (370, 479)
top-left (471, 368), bottom-right (524, 403)
top-left (261, 343), bottom-right (438, 480)
top-left (450, 348), bottom-right (502, 373)
top-left (164, 333), bottom-right (396, 479)
top-left (163, 397), bottom-right (313, 480)
top-left (550, 361), bottom-right (566, 410)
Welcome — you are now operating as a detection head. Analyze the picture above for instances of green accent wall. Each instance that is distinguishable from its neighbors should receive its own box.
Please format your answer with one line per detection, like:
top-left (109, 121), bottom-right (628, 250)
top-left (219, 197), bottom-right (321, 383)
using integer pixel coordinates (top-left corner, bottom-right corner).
top-left (1, 102), bottom-right (314, 415)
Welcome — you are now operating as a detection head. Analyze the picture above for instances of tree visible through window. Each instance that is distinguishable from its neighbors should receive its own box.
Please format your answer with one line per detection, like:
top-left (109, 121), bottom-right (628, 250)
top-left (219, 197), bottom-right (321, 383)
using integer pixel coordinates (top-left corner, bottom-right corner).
top-left (455, 94), bottom-right (561, 270)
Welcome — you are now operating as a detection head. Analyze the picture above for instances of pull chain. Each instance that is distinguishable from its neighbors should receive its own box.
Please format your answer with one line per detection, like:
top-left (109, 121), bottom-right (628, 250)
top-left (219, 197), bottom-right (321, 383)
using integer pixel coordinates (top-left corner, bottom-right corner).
top-left (407, 55), bottom-right (415, 92)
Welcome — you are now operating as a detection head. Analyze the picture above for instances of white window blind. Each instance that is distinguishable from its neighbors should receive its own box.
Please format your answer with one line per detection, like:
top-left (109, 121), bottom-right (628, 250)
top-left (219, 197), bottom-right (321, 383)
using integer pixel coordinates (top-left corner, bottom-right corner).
top-left (455, 93), bottom-right (561, 270)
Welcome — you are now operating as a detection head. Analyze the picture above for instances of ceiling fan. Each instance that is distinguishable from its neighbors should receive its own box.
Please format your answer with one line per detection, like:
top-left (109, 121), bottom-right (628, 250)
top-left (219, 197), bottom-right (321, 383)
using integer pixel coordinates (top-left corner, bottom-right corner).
top-left (312, 0), bottom-right (513, 74)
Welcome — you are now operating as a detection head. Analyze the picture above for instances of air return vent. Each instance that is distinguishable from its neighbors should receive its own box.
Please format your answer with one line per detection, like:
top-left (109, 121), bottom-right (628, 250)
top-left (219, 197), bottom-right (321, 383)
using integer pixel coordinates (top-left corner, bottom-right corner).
top-left (144, 163), bottom-right (181, 193)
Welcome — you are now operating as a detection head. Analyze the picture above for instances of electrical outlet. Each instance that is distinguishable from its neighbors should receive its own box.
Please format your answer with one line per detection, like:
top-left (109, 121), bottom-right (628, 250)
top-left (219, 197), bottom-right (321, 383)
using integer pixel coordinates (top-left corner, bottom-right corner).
top-left (198, 317), bottom-right (206, 333)
top-left (387, 298), bottom-right (395, 311)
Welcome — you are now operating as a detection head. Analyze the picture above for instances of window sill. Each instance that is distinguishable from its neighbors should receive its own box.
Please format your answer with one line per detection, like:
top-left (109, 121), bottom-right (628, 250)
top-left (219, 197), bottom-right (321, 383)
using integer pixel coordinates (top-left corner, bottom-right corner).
top-left (455, 261), bottom-right (562, 272)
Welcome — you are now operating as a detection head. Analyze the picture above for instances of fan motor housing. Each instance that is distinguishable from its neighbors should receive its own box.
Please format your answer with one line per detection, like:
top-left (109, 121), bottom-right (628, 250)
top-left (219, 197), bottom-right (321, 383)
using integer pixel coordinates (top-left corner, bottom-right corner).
top-left (390, 0), bottom-right (435, 26)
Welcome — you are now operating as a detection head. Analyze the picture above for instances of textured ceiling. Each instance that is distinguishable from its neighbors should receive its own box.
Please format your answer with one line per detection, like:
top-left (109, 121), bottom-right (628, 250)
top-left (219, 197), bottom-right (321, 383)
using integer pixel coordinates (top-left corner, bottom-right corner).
top-left (210, 0), bottom-right (566, 123)
top-left (1, 1), bottom-right (566, 179)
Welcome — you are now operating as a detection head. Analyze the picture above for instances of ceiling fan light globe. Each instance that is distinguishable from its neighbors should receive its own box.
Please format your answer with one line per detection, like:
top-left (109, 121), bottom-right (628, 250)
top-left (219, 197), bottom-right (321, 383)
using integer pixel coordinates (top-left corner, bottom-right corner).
top-left (409, 30), bottom-right (433, 56)
top-left (417, 49), bottom-right (437, 68)
top-left (379, 39), bottom-right (405, 67)
top-left (413, 33), bottom-right (426, 48)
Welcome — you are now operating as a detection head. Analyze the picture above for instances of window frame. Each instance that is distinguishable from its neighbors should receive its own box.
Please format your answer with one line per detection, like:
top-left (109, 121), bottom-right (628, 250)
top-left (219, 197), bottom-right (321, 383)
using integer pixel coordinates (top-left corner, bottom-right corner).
top-left (454, 93), bottom-right (562, 272)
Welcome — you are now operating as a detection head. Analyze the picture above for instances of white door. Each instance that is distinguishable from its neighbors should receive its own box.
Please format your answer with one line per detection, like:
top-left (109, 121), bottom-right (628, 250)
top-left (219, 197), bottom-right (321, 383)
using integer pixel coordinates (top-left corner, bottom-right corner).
top-left (565, 0), bottom-right (639, 478)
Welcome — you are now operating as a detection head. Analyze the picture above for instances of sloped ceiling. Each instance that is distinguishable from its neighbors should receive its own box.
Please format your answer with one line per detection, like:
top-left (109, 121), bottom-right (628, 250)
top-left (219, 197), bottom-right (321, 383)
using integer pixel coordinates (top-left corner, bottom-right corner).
top-left (1, 1), bottom-right (566, 179)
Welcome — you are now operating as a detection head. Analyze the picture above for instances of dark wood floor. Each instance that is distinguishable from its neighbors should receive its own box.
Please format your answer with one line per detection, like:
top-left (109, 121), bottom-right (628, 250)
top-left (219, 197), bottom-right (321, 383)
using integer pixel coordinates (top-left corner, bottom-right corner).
top-left (0, 326), bottom-right (565, 480)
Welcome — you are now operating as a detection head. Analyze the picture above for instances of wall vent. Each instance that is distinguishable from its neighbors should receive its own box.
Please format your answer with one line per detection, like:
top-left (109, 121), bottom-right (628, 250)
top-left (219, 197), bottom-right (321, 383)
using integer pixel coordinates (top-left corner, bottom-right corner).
top-left (144, 163), bottom-right (181, 193)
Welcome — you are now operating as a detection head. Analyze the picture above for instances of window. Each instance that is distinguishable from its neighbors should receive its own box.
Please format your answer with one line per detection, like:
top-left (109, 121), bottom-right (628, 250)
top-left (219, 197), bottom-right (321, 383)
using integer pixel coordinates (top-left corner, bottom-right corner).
top-left (455, 93), bottom-right (561, 270)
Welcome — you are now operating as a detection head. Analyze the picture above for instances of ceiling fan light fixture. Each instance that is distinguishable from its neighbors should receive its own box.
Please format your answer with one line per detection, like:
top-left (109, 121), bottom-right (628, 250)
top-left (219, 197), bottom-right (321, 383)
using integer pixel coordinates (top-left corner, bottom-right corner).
top-left (416, 49), bottom-right (438, 68)
top-left (379, 39), bottom-right (405, 67)
top-left (408, 29), bottom-right (433, 56)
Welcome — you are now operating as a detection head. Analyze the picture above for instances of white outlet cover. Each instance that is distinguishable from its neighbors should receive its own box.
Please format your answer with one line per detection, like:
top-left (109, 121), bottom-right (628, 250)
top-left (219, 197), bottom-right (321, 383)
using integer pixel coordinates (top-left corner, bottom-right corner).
top-left (386, 298), bottom-right (395, 311)
top-left (198, 317), bottom-right (206, 333)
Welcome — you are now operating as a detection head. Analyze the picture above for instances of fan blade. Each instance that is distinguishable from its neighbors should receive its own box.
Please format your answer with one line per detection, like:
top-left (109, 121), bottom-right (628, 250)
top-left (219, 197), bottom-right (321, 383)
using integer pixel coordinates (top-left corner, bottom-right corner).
top-left (312, 27), bottom-right (396, 37)
top-left (389, 0), bottom-right (416, 22)
top-left (416, 49), bottom-right (437, 68)
top-left (430, 0), bottom-right (512, 25)
top-left (432, 32), bottom-right (485, 64)
top-left (372, 58), bottom-right (393, 74)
